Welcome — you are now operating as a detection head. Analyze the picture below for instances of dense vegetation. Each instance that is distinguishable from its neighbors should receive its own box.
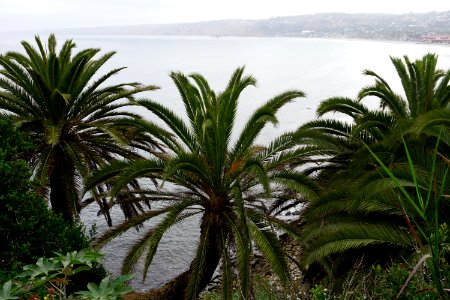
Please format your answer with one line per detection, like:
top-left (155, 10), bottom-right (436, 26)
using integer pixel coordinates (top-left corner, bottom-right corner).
top-left (0, 35), bottom-right (449, 299)
top-left (0, 116), bottom-right (106, 294)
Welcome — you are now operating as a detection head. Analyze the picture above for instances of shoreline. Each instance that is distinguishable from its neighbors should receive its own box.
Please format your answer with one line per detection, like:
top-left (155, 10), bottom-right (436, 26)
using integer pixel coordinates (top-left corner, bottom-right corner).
top-left (2, 29), bottom-right (450, 48)
top-left (62, 33), bottom-right (450, 48)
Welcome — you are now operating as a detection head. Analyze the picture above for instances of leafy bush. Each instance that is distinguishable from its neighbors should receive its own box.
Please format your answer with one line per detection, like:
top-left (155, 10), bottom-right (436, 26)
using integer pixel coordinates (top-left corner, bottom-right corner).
top-left (309, 284), bottom-right (329, 300)
top-left (0, 116), bottom-right (105, 286)
top-left (304, 259), bottom-right (439, 299)
top-left (200, 274), bottom-right (305, 300)
top-left (371, 263), bottom-right (437, 299)
top-left (0, 249), bottom-right (132, 300)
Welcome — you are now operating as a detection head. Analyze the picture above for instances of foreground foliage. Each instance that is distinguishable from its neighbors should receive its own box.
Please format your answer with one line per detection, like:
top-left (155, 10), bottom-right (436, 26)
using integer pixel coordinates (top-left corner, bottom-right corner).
top-left (0, 116), bottom-right (105, 288)
top-left (0, 249), bottom-right (133, 300)
top-left (202, 258), bottom-right (441, 299)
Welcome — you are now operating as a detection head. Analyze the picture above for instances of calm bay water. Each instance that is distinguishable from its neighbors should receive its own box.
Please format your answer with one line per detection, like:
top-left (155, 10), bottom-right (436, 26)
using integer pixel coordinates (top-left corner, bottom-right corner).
top-left (1, 33), bottom-right (450, 290)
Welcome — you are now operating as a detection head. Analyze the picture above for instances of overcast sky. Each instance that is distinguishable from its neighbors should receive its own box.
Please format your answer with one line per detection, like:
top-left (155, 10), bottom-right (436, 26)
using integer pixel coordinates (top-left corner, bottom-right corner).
top-left (0, 0), bottom-right (449, 32)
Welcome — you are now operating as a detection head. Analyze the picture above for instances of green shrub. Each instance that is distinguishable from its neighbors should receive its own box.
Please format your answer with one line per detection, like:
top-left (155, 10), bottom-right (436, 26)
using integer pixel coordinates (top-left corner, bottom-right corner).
top-left (310, 284), bottom-right (330, 300)
top-left (313, 260), bottom-right (440, 300)
top-left (0, 249), bottom-right (133, 300)
top-left (371, 263), bottom-right (437, 299)
top-left (0, 116), bottom-right (106, 287)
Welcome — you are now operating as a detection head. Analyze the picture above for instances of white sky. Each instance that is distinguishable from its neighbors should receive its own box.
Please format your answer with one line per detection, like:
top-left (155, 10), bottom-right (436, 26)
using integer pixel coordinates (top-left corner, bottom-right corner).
top-left (0, 0), bottom-right (449, 32)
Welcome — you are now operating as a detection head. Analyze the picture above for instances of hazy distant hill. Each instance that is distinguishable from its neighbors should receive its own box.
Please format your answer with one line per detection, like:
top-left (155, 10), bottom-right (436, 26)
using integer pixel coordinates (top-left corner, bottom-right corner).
top-left (64, 11), bottom-right (450, 42)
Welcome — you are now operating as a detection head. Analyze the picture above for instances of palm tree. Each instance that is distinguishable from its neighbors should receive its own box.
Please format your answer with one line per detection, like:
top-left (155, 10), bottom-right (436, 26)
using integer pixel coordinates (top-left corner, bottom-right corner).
top-left (0, 34), bottom-right (158, 223)
top-left (297, 53), bottom-right (450, 273)
top-left (295, 97), bottom-right (376, 181)
top-left (86, 67), bottom-right (318, 299)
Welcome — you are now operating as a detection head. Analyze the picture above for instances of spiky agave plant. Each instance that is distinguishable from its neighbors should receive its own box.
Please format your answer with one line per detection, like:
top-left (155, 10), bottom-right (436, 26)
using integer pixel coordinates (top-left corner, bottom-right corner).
top-left (86, 67), bottom-right (318, 299)
top-left (0, 34), bottom-right (158, 223)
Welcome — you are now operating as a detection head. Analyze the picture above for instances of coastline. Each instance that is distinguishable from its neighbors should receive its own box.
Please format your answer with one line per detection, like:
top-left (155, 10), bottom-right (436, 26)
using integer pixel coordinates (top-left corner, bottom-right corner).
top-left (61, 33), bottom-right (450, 48)
top-left (2, 28), bottom-right (449, 48)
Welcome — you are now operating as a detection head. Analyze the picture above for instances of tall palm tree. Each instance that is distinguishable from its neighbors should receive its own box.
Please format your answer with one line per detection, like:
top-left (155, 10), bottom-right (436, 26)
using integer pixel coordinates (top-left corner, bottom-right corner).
top-left (0, 34), bottom-right (158, 223)
top-left (86, 67), bottom-right (318, 299)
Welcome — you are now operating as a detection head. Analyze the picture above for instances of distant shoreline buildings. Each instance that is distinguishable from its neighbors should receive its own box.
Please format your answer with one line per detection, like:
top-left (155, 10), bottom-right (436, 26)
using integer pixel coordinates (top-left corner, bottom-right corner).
top-left (422, 35), bottom-right (450, 44)
top-left (56, 11), bottom-right (450, 44)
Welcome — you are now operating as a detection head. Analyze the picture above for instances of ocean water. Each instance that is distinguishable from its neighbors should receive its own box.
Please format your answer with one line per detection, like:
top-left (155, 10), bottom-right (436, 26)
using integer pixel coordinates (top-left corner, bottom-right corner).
top-left (1, 33), bottom-right (450, 290)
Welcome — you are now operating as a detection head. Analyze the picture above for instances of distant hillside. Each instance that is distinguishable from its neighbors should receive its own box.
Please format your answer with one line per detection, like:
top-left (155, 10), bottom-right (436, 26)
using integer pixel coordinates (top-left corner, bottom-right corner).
top-left (63, 11), bottom-right (450, 43)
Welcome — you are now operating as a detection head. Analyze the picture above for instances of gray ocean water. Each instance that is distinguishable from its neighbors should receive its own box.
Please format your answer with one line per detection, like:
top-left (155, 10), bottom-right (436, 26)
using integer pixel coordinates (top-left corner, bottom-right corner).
top-left (1, 33), bottom-right (450, 290)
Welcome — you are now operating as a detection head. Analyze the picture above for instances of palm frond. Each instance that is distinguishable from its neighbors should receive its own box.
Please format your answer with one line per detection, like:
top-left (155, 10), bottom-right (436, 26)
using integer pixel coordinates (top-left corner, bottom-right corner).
top-left (248, 220), bottom-right (290, 284)
top-left (303, 222), bottom-right (412, 266)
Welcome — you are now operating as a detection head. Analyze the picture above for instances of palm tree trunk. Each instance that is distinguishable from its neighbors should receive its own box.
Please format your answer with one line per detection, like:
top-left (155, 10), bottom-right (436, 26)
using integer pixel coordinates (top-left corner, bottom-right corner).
top-left (127, 212), bottom-right (225, 299)
top-left (195, 212), bottom-right (225, 294)
top-left (124, 270), bottom-right (190, 300)
top-left (49, 150), bottom-right (77, 223)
